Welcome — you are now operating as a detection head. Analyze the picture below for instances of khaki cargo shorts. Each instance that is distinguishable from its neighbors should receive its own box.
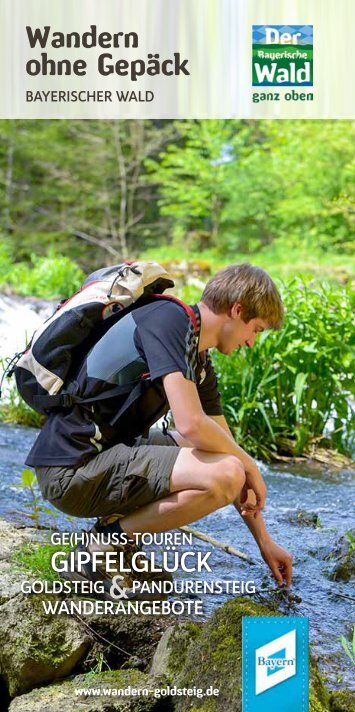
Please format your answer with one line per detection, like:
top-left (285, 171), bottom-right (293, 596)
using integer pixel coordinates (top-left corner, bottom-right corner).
top-left (35, 429), bottom-right (180, 519)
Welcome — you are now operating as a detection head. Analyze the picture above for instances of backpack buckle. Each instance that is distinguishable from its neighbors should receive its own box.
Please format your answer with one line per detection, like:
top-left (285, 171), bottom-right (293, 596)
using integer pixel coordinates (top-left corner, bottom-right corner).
top-left (61, 393), bottom-right (74, 408)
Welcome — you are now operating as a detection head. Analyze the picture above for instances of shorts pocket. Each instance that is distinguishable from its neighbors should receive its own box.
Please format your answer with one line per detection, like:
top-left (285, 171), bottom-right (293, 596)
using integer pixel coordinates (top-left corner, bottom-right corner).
top-left (35, 467), bottom-right (69, 501)
top-left (48, 471), bottom-right (96, 517)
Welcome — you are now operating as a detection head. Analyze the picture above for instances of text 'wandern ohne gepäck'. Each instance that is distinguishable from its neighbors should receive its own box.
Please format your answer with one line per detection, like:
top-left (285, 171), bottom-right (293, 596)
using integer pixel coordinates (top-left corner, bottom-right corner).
top-left (25, 25), bottom-right (190, 80)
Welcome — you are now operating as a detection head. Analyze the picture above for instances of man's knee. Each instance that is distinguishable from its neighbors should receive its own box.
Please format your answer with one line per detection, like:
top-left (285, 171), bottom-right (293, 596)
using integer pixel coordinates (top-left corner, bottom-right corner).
top-left (208, 455), bottom-right (245, 507)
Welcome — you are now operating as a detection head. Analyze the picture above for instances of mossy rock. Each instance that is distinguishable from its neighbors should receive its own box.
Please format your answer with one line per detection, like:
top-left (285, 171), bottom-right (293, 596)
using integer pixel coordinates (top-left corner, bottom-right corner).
top-left (331, 556), bottom-right (355, 582)
top-left (172, 598), bottom-right (330, 712)
top-left (0, 519), bottom-right (43, 561)
top-left (80, 611), bottom-right (174, 674)
top-left (150, 622), bottom-right (202, 679)
top-left (324, 531), bottom-right (355, 582)
top-left (174, 598), bottom-right (274, 711)
top-left (309, 657), bottom-right (330, 712)
top-left (288, 510), bottom-right (321, 528)
top-left (330, 544), bottom-right (355, 582)
top-left (0, 561), bottom-right (25, 605)
top-left (0, 593), bottom-right (91, 697)
top-left (329, 689), bottom-right (355, 712)
top-left (9, 670), bottom-right (169, 711)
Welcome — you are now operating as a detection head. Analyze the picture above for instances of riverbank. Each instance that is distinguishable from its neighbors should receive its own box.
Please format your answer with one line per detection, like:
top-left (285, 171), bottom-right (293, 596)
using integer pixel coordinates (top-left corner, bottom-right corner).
top-left (1, 518), bottom-right (353, 712)
top-left (0, 420), bottom-right (354, 690)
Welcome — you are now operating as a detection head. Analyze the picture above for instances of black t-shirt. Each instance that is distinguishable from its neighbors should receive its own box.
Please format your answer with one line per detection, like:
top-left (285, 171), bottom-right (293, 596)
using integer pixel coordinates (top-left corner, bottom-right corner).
top-left (26, 300), bottom-right (223, 467)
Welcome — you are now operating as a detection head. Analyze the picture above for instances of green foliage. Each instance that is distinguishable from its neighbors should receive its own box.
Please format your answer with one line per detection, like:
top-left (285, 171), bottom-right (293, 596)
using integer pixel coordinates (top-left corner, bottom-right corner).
top-left (13, 468), bottom-right (57, 528)
top-left (143, 242), bottom-right (355, 284)
top-left (339, 626), bottom-right (355, 666)
top-left (145, 119), bottom-right (355, 256)
top-left (345, 530), bottom-right (355, 554)
top-left (0, 120), bottom-right (353, 268)
top-left (225, 121), bottom-right (355, 255)
top-left (0, 119), bottom-right (175, 265)
top-left (0, 236), bottom-right (14, 280)
top-left (0, 119), bottom-right (353, 463)
top-left (177, 284), bottom-right (204, 305)
top-left (2, 248), bottom-right (84, 299)
top-left (11, 540), bottom-right (72, 582)
top-left (213, 278), bottom-right (354, 459)
top-left (85, 652), bottom-right (111, 682)
top-left (145, 120), bottom-right (235, 246)
top-left (0, 376), bottom-right (44, 428)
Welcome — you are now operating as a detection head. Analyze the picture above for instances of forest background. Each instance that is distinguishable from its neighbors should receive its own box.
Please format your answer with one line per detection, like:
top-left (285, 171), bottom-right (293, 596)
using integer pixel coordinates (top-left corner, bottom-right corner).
top-left (0, 119), bottom-right (354, 461)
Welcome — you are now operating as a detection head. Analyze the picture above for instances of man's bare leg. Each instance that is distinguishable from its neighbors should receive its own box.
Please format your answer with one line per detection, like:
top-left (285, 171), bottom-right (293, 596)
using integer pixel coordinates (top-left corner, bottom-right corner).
top-left (119, 448), bottom-right (245, 537)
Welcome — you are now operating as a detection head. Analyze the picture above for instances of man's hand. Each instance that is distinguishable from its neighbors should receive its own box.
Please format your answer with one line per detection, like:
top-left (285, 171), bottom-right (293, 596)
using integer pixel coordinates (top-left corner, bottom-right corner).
top-left (239, 467), bottom-right (267, 519)
top-left (259, 539), bottom-right (293, 587)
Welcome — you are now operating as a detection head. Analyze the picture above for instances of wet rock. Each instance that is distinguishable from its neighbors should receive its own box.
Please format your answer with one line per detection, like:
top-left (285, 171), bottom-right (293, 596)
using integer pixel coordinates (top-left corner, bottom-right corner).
top-left (0, 518), bottom-right (45, 605)
top-left (324, 531), bottom-right (355, 582)
top-left (171, 597), bottom-right (329, 712)
top-left (0, 519), bottom-right (43, 561)
top-left (0, 561), bottom-right (24, 604)
top-left (149, 622), bottom-right (202, 678)
top-left (79, 613), bottom-right (173, 674)
top-left (288, 510), bottom-right (321, 528)
top-left (329, 689), bottom-right (355, 712)
top-left (0, 593), bottom-right (91, 696)
top-left (0, 518), bottom-right (175, 700)
top-left (8, 670), bottom-right (166, 711)
top-left (331, 555), bottom-right (355, 582)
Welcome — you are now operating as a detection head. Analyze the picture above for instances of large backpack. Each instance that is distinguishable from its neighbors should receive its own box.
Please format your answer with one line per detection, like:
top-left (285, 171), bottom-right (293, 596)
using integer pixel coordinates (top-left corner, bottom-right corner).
top-left (4, 260), bottom-right (197, 415)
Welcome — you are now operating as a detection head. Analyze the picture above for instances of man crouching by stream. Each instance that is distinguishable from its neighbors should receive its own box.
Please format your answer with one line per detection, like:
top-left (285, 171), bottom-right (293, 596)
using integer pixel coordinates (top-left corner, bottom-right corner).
top-left (26, 263), bottom-right (293, 596)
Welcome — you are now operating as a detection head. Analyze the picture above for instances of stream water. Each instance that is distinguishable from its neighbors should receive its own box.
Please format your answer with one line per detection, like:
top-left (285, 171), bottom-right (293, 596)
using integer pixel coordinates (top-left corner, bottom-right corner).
top-left (0, 421), bottom-right (354, 690)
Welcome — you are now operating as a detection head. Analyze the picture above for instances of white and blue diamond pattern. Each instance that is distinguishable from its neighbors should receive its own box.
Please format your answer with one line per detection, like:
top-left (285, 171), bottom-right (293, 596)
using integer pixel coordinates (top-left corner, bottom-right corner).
top-left (253, 25), bottom-right (313, 45)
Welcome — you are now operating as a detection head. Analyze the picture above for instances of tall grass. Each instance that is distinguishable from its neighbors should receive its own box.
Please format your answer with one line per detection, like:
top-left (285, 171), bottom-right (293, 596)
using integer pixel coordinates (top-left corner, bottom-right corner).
top-left (212, 278), bottom-right (354, 460)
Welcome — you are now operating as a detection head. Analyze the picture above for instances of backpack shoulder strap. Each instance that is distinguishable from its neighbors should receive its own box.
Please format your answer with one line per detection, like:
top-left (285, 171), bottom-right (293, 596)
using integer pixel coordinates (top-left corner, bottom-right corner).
top-left (151, 294), bottom-right (199, 334)
top-left (31, 293), bottom-right (199, 414)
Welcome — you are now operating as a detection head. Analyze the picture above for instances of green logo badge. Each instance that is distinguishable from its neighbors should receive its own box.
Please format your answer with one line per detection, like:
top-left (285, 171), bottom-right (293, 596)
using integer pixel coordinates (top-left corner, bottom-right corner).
top-left (252, 25), bottom-right (313, 86)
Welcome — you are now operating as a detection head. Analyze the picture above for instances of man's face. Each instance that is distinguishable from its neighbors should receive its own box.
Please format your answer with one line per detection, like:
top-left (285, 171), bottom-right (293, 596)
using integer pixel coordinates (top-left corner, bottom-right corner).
top-left (217, 304), bottom-right (268, 354)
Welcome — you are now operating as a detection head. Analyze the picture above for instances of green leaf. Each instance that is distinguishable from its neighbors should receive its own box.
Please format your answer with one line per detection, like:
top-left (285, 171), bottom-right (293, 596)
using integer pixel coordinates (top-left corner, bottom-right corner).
top-left (294, 373), bottom-right (308, 421)
top-left (255, 402), bottom-right (275, 438)
top-left (21, 469), bottom-right (36, 487)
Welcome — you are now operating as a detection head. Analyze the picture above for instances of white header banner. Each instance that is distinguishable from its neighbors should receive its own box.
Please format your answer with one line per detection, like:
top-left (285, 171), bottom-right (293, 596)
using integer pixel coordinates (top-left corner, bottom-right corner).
top-left (0, 0), bottom-right (354, 118)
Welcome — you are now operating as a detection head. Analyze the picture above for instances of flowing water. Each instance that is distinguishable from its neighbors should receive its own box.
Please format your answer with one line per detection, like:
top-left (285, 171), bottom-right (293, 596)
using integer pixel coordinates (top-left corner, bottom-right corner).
top-left (0, 421), bottom-right (354, 690)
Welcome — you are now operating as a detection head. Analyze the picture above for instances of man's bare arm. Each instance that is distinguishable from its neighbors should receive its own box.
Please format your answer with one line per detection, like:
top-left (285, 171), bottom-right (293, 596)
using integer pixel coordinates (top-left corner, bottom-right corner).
top-left (162, 372), bottom-right (266, 515)
top-left (209, 414), bottom-right (272, 541)
top-left (210, 415), bottom-right (293, 586)
top-left (163, 373), bottom-right (292, 586)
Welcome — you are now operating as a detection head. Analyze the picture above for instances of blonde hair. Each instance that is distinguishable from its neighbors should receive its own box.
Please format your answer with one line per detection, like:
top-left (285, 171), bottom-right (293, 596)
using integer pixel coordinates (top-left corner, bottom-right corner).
top-left (201, 263), bottom-right (284, 329)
